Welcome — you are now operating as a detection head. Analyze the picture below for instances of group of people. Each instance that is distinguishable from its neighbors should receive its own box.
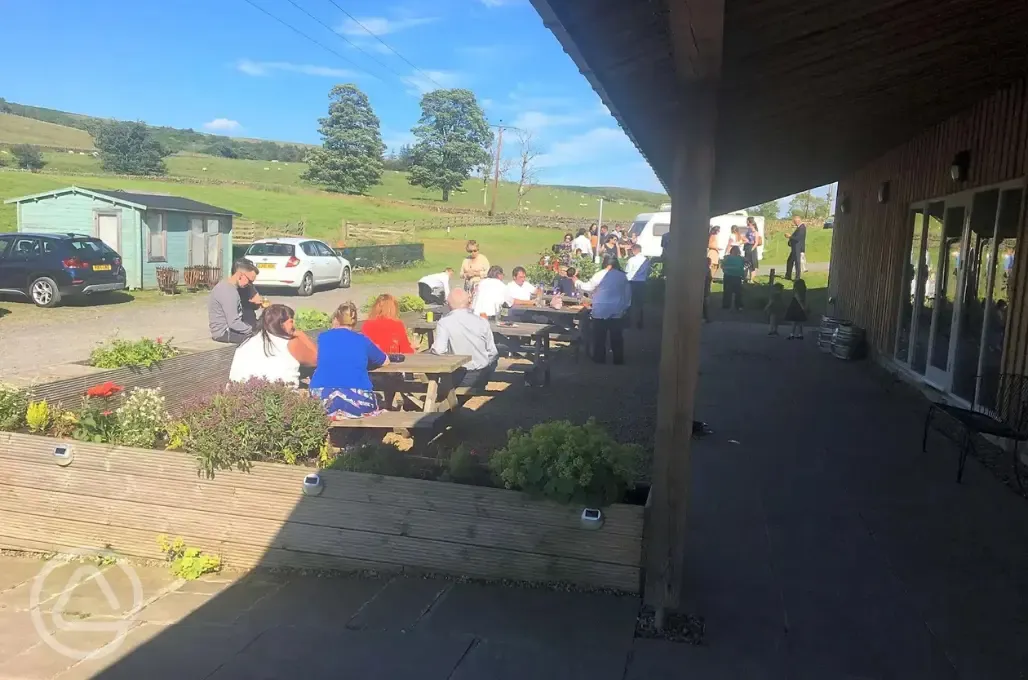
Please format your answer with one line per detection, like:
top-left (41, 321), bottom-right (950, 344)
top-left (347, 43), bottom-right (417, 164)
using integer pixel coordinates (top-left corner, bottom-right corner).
top-left (556, 223), bottom-right (636, 264)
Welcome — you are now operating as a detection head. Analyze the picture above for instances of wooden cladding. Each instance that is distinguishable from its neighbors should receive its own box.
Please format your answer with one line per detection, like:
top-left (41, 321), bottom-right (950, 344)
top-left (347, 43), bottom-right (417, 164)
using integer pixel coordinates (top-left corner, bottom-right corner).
top-left (0, 432), bottom-right (645, 592)
top-left (830, 79), bottom-right (1028, 366)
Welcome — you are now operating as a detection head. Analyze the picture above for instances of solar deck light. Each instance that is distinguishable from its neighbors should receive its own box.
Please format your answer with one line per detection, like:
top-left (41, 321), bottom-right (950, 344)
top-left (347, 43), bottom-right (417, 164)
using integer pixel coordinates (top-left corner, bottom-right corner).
top-left (302, 473), bottom-right (324, 496)
top-left (580, 508), bottom-right (604, 530)
top-left (53, 444), bottom-right (73, 467)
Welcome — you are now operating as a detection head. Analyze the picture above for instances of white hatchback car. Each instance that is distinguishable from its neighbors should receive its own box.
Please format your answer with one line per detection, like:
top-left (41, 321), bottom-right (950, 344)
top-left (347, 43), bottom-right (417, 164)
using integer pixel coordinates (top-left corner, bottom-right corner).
top-left (244, 237), bottom-right (351, 296)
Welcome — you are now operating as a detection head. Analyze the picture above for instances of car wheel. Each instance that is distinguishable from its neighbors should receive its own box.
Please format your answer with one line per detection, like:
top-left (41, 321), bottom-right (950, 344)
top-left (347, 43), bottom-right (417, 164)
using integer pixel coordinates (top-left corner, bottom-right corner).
top-left (298, 272), bottom-right (314, 297)
top-left (339, 267), bottom-right (351, 289)
top-left (29, 277), bottom-right (61, 308)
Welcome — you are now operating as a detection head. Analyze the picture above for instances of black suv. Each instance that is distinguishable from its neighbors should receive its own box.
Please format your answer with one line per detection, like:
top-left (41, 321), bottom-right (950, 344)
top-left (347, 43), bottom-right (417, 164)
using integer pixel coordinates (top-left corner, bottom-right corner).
top-left (0, 233), bottom-right (127, 307)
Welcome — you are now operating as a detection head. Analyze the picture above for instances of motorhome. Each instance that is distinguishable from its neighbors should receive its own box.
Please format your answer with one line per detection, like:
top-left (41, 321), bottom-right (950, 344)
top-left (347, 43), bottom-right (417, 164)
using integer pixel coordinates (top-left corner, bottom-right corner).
top-left (630, 209), bottom-right (765, 260)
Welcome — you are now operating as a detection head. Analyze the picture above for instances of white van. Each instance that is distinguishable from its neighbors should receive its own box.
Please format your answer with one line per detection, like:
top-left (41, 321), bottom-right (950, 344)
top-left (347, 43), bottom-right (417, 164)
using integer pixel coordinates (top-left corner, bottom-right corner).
top-left (631, 209), bottom-right (765, 261)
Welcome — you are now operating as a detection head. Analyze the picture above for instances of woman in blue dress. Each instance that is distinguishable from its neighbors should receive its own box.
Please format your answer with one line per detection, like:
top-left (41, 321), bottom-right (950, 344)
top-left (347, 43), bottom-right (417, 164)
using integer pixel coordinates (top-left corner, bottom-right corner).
top-left (309, 301), bottom-right (389, 419)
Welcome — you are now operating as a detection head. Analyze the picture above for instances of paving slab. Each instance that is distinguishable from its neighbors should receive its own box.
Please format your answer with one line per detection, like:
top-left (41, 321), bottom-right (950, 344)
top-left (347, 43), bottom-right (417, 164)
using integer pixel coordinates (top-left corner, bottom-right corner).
top-left (0, 562), bottom-right (110, 614)
top-left (0, 625), bottom-right (137, 680)
top-left (237, 573), bottom-right (389, 630)
top-left (627, 638), bottom-right (784, 680)
top-left (205, 626), bottom-right (474, 680)
top-left (0, 611), bottom-right (47, 661)
top-left (449, 638), bottom-right (629, 680)
top-left (420, 581), bottom-right (639, 649)
top-left (135, 574), bottom-right (281, 626)
top-left (345, 576), bottom-right (451, 631)
top-left (37, 564), bottom-right (179, 620)
top-left (0, 558), bottom-right (48, 594)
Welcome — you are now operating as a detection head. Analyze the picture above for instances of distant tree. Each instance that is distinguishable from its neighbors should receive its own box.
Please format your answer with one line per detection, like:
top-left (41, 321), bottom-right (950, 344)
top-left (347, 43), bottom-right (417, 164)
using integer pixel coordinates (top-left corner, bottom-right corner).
top-left (94, 121), bottom-right (167, 175)
top-left (302, 84), bottom-right (385, 194)
top-left (381, 145), bottom-right (415, 172)
top-left (203, 141), bottom-right (239, 159)
top-left (514, 129), bottom-right (539, 209)
top-left (788, 191), bottom-right (830, 219)
top-left (408, 89), bottom-right (492, 202)
top-left (11, 144), bottom-right (46, 171)
top-left (0, 98), bottom-right (11, 114)
top-left (747, 200), bottom-right (781, 221)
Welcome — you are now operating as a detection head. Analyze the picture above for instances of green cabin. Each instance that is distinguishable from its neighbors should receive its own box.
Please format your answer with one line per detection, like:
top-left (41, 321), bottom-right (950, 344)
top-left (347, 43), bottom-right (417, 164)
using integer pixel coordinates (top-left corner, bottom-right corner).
top-left (3, 186), bottom-right (238, 289)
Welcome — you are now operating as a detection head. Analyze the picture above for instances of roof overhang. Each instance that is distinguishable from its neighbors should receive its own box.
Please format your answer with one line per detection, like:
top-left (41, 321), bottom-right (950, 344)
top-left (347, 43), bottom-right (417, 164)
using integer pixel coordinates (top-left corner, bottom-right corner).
top-left (3, 186), bottom-right (146, 210)
top-left (531, 0), bottom-right (1028, 213)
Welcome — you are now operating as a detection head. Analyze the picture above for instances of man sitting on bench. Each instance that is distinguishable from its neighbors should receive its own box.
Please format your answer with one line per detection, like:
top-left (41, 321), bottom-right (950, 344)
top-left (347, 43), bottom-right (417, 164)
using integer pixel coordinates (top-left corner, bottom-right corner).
top-left (431, 289), bottom-right (499, 388)
top-left (418, 268), bottom-right (453, 305)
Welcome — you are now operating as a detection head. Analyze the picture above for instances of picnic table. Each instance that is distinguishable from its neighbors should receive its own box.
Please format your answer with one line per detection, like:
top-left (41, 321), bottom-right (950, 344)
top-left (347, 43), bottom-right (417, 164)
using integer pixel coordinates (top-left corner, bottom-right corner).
top-left (369, 352), bottom-right (471, 414)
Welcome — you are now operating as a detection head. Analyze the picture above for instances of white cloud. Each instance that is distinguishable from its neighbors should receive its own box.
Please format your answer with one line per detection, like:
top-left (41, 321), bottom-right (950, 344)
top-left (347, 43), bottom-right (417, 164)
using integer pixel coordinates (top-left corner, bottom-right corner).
top-left (235, 59), bottom-right (356, 78)
top-left (203, 118), bottom-right (242, 133)
top-left (403, 70), bottom-right (463, 95)
top-left (510, 110), bottom-right (585, 131)
top-left (337, 16), bottom-right (436, 36)
top-left (535, 127), bottom-right (635, 169)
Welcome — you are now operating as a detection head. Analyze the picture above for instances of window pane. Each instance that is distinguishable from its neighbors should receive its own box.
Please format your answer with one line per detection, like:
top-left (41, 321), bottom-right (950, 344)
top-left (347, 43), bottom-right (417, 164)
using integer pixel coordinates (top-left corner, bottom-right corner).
top-left (146, 212), bottom-right (165, 259)
top-left (912, 202), bottom-right (944, 374)
top-left (0, 239), bottom-right (11, 258)
top-left (979, 189), bottom-right (1022, 411)
top-left (652, 222), bottom-right (671, 237)
top-left (246, 243), bottom-right (295, 257)
top-left (206, 218), bottom-right (219, 235)
top-left (13, 239), bottom-right (40, 258)
top-left (896, 209), bottom-right (924, 363)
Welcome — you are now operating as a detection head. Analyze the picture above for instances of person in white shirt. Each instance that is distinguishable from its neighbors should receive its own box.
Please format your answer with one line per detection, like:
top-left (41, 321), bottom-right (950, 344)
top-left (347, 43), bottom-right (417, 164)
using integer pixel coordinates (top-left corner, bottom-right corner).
top-left (472, 265), bottom-right (514, 318)
top-left (572, 228), bottom-right (593, 259)
top-left (506, 266), bottom-right (540, 304)
top-left (624, 244), bottom-right (651, 329)
top-left (418, 268), bottom-right (453, 305)
top-left (580, 254), bottom-right (631, 364)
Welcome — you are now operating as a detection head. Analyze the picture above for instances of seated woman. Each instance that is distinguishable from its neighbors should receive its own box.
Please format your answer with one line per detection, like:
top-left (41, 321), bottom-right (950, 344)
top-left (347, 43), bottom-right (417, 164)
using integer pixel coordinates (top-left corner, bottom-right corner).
top-left (361, 294), bottom-right (415, 354)
top-left (309, 302), bottom-right (390, 419)
top-left (228, 304), bottom-right (317, 387)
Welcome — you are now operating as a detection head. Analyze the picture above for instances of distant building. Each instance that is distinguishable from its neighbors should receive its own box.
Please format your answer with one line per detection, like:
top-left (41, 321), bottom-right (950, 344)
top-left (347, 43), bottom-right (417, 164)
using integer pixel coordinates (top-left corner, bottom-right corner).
top-left (4, 186), bottom-right (238, 289)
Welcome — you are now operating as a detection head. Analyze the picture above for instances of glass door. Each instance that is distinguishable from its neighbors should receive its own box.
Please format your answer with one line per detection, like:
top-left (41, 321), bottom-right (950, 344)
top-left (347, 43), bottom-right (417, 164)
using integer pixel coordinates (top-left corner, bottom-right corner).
top-left (924, 196), bottom-right (971, 389)
top-left (911, 202), bottom-right (945, 375)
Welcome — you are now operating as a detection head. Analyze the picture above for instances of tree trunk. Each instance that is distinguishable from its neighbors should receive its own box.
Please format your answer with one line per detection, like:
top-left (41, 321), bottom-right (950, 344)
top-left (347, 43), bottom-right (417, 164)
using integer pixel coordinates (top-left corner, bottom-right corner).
top-left (442, 188), bottom-right (450, 202)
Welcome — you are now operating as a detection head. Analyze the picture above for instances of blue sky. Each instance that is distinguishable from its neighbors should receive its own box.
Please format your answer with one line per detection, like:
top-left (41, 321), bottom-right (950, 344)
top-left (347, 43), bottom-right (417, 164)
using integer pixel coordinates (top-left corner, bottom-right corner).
top-left (0, 0), bottom-right (830, 210)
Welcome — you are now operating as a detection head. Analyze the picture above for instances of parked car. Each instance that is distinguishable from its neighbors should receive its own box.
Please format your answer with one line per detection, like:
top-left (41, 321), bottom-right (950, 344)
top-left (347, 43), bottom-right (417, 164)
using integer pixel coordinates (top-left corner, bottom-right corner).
top-left (631, 209), bottom-right (765, 259)
top-left (243, 237), bottom-right (351, 296)
top-left (0, 233), bottom-right (127, 308)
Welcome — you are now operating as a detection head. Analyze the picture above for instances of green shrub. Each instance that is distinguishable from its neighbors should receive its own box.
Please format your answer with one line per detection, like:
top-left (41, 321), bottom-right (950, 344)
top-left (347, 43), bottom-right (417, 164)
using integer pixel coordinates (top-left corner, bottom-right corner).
top-left (294, 308), bottom-right (331, 331)
top-left (649, 260), bottom-right (665, 280)
top-left (179, 378), bottom-right (329, 478)
top-left (441, 444), bottom-right (481, 484)
top-left (489, 419), bottom-right (643, 506)
top-left (72, 382), bottom-right (123, 444)
top-left (26, 400), bottom-right (51, 433)
top-left (116, 388), bottom-right (168, 448)
top-left (89, 337), bottom-right (179, 369)
top-left (325, 441), bottom-right (412, 477)
top-left (397, 294), bottom-right (425, 313)
top-left (0, 384), bottom-right (28, 431)
top-left (157, 535), bottom-right (221, 580)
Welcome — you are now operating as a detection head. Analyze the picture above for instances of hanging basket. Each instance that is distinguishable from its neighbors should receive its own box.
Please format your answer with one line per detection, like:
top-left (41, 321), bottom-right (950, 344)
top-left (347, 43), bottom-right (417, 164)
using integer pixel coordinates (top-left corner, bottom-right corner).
top-left (155, 267), bottom-right (180, 295)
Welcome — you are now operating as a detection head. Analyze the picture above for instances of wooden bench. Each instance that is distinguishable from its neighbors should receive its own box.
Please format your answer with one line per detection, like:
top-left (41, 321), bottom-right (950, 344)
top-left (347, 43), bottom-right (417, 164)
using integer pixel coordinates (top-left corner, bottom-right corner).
top-left (329, 411), bottom-right (444, 435)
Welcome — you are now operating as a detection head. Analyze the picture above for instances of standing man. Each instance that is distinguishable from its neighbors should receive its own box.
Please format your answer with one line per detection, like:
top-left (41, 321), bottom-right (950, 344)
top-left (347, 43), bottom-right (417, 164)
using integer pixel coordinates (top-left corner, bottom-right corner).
top-left (785, 215), bottom-right (807, 281)
top-left (580, 255), bottom-right (631, 365)
top-left (572, 228), bottom-right (593, 258)
top-left (418, 268), bottom-right (453, 305)
top-left (209, 259), bottom-right (260, 344)
top-left (624, 244), bottom-right (651, 329)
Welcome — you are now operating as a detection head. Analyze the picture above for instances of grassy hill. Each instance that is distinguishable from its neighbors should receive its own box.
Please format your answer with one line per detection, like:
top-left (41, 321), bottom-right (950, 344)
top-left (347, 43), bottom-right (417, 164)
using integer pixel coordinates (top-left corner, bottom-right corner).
top-left (0, 114), bottom-right (94, 150)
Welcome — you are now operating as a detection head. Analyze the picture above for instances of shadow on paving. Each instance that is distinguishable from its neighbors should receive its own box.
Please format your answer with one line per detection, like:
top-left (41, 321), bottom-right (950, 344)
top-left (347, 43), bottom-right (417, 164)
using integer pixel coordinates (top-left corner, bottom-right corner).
top-left (16, 310), bottom-right (1028, 679)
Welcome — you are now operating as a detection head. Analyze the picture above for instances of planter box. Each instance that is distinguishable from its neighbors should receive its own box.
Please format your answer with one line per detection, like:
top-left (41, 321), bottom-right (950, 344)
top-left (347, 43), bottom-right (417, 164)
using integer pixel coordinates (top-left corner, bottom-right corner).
top-left (0, 432), bottom-right (645, 592)
top-left (25, 345), bottom-right (235, 414)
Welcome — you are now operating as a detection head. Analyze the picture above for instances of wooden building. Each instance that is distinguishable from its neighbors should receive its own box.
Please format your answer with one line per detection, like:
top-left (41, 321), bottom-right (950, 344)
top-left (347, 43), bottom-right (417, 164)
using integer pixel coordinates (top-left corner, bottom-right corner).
top-left (528, 0), bottom-right (1028, 619)
top-left (4, 186), bottom-right (238, 289)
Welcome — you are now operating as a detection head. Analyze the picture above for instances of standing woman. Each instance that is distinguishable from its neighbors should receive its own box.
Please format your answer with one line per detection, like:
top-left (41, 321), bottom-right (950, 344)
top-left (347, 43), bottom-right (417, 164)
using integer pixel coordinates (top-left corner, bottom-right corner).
top-left (579, 254), bottom-right (632, 365)
top-left (744, 216), bottom-right (762, 282)
top-left (707, 225), bottom-right (722, 274)
top-left (460, 240), bottom-right (491, 293)
top-left (309, 302), bottom-right (390, 419)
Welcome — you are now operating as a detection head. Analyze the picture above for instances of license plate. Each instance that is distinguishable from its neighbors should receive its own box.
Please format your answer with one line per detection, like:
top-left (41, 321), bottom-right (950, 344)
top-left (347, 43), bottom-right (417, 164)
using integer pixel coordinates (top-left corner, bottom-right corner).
top-left (257, 263), bottom-right (276, 269)
top-left (92, 264), bottom-right (112, 271)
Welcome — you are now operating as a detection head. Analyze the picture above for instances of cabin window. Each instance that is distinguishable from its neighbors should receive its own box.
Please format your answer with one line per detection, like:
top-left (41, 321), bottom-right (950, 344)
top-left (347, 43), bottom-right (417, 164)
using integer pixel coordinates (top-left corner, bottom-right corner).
top-left (146, 211), bottom-right (167, 262)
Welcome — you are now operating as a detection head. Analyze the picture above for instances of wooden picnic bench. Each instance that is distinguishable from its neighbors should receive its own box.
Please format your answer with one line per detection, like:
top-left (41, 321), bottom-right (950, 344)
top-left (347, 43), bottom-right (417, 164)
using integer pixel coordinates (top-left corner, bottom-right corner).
top-left (508, 305), bottom-right (592, 360)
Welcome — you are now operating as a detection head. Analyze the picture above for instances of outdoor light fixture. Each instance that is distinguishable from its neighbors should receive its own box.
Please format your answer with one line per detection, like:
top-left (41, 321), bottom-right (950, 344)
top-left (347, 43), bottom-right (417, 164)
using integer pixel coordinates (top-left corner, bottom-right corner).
top-left (302, 473), bottom-right (324, 496)
top-left (838, 194), bottom-right (851, 214)
top-left (53, 444), bottom-right (74, 467)
top-left (878, 181), bottom-right (890, 204)
top-left (950, 150), bottom-right (970, 182)
top-left (580, 508), bottom-right (604, 530)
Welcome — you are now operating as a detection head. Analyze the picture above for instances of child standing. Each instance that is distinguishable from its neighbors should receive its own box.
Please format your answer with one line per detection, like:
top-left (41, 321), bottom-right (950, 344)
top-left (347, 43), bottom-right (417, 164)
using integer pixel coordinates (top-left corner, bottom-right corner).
top-left (703, 257), bottom-right (713, 322)
top-left (785, 279), bottom-right (808, 339)
top-left (765, 282), bottom-right (785, 335)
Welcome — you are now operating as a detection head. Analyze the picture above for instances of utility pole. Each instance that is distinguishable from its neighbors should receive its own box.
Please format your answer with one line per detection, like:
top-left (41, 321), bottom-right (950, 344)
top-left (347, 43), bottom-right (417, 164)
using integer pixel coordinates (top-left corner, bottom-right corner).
top-left (489, 124), bottom-right (505, 217)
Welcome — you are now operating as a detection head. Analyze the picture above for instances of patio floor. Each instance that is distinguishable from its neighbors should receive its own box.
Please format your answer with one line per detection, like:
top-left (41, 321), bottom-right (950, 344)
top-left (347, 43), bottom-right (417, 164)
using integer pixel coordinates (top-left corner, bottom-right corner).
top-left (2, 319), bottom-right (1028, 679)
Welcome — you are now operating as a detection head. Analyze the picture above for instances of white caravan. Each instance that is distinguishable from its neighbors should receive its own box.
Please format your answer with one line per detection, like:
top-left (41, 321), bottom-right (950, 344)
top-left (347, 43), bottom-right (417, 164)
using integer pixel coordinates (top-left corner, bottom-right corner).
top-left (630, 209), bottom-right (765, 259)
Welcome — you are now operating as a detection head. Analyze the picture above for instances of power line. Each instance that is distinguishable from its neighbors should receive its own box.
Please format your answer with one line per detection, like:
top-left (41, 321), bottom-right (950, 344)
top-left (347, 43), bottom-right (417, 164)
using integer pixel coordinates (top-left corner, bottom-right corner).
top-left (238, 0), bottom-right (386, 83)
top-left (323, 0), bottom-right (447, 91)
top-left (277, 0), bottom-right (413, 84)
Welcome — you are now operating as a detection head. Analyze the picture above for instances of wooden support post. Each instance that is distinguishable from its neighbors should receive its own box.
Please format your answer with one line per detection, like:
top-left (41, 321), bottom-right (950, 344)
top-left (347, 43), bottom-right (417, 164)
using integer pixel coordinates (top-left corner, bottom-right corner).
top-left (644, 86), bottom-right (718, 621)
top-left (769, 268), bottom-right (776, 287)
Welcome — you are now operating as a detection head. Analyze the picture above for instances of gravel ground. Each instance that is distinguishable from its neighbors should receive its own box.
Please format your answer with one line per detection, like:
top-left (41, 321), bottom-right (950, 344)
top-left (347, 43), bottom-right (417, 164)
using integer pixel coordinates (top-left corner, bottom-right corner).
top-left (0, 280), bottom-right (415, 379)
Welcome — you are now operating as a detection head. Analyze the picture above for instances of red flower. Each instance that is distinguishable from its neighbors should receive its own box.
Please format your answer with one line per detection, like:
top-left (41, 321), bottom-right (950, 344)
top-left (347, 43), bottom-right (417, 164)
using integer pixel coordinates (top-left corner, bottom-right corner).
top-left (156, 337), bottom-right (163, 344)
top-left (101, 410), bottom-right (113, 416)
top-left (86, 381), bottom-right (124, 399)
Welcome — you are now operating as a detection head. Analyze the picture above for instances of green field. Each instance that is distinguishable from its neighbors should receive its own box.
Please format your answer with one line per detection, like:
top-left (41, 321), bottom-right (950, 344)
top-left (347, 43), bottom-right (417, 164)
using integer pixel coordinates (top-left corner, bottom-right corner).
top-left (0, 114), bottom-right (95, 150)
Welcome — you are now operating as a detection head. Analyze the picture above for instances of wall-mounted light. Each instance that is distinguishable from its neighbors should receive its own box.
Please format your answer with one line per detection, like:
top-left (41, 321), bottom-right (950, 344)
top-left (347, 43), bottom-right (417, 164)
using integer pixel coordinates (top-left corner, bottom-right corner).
top-left (838, 194), bottom-right (851, 214)
top-left (878, 181), bottom-right (891, 204)
top-left (950, 150), bottom-right (970, 182)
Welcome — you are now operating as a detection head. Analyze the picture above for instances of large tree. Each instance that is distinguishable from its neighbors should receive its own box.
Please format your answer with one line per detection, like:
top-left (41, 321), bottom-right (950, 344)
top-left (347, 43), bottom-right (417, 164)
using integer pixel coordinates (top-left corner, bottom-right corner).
top-left (408, 89), bottom-right (492, 202)
top-left (302, 84), bottom-right (385, 194)
top-left (94, 121), bottom-right (167, 175)
top-left (747, 200), bottom-right (781, 221)
top-left (788, 191), bottom-right (830, 219)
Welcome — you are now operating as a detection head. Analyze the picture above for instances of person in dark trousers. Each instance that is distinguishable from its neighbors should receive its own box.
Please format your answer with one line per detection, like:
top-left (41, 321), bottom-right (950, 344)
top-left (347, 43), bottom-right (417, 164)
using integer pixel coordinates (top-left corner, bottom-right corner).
top-left (209, 258), bottom-right (261, 344)
top-left (786, 279), bottom-right (809, 339)
top-left (785, 215), bottom-right (807, 280)
top-left (720, 246), bottom-right (746, 310)
top-left (579, 254), bottom-right (631, 364)
top-left (624, 243), bottom-right (651, 329)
